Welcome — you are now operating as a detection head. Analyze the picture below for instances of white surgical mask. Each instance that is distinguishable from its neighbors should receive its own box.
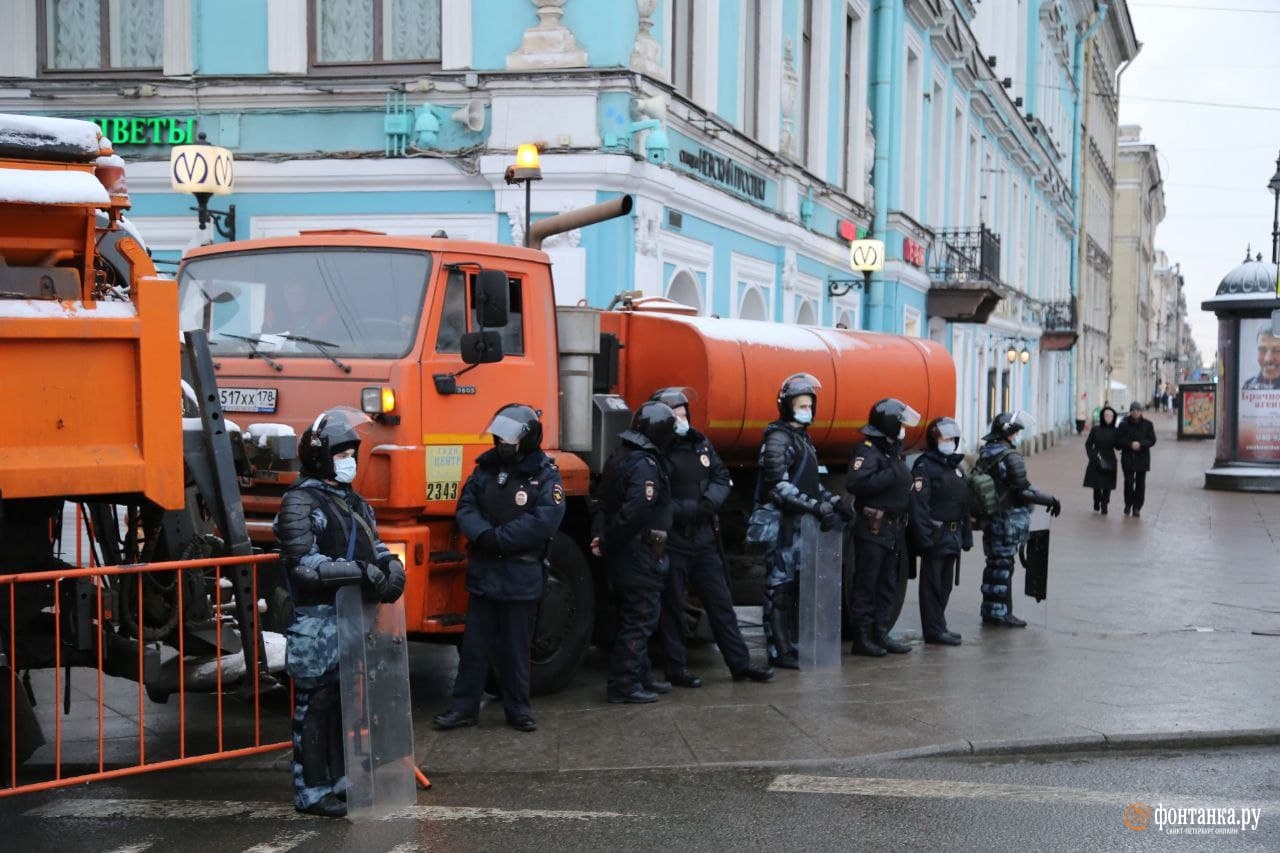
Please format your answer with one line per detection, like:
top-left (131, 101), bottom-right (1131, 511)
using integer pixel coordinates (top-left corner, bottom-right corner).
top-left (1011, 432), bottom-right (1024, 446)
top-left (674, 417), bottom-right (690, 436)
top-left (794, 409), bottom-right (813, 425)
top-left (333, 457), bottom-right (357, 484)
top-left (938, 439), bottom-right (959, 455)
top-left (897, 427), bottom-right (906, 440)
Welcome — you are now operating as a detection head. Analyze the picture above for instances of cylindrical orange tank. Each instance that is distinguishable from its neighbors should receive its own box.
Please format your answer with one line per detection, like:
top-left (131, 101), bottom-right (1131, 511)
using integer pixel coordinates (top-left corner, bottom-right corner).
top-left (600, 309), bottom-right (957, 464)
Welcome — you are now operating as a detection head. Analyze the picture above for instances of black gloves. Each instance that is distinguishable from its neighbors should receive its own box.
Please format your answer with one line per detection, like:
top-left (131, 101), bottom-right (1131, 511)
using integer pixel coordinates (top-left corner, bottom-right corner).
top-left (819, 511), bottom-right (840, 532)
top-left (697, 497), bottom-right (717, 519)
top-left (362, 560), bottom-right (389, 599)
top-left (472, 529), bottom-right (502, 558)
top-left (1047, 497), bottom-right (1062, 517)
top-left (835, 501), bottom-right (855, 522)
top-left (378, 555), bottom-right (406, 603)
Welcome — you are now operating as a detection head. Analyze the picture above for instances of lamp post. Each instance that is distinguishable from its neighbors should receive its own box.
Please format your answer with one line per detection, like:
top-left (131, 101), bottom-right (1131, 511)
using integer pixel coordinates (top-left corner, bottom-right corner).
top-left (170, 132), bottom-right (236, 241)
top-left (505, 143), bottom-right (542, 248)
top-left (1269, 150), bottom-right (1280, 264)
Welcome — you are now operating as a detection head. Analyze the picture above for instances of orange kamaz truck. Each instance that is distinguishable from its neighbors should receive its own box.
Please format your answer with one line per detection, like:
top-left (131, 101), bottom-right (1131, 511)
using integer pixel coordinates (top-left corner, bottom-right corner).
top-left (175, 202), bottom-right (956, 692)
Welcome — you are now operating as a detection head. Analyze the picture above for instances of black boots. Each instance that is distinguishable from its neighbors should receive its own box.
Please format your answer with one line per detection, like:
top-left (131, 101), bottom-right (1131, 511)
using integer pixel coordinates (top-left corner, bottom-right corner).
top-left (432, 709), bottom-right (478, 730)
top-left (850, 623), bottom-right (887, 657)
top-left (298, 793), bottom-right (347, 818)
top-left (667, 668), bottom-right (703, 688)
top-left (732, 664), bottom-right (776, 682)
top-left (874, 627), bottom-right (912, 654)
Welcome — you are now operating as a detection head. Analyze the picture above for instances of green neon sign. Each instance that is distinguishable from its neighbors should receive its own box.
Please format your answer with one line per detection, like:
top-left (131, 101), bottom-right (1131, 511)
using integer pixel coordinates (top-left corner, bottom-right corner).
top-left (86, 116), bottom-right (198, 147)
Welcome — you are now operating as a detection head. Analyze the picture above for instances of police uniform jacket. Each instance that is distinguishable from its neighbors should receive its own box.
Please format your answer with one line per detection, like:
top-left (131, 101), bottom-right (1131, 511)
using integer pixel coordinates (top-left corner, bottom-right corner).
top-left (979, 440), bottom-right (1054, 512)
top-left (592, 431), bottom-right (673, 592)
top-left (846, 436), bottom-right (912, 545)
top-left (667, 427), bottom-right (731, 554)
top-left (757, 420), bottom-right (837, 517)
top-left (456, 447), bottom-right (566, 602)
top-left (1116, 416), bottom-right (1157, 473)
top-left (908, 449), bottom-right (973, 555)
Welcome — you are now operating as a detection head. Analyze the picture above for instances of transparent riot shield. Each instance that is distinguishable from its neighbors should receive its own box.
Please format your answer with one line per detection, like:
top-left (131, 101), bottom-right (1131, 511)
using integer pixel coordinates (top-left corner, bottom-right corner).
top-left (797, 515), bottom-right (843, 669)
top-left (1022, 510), bottom-right (1052, 603)
top-left (336, 585), bottom-right (416, 819)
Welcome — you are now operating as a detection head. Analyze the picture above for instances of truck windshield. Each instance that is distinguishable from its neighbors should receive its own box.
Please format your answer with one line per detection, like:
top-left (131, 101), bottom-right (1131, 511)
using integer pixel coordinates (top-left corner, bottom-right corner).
top-left (176, 248), bottom-right (430, 359)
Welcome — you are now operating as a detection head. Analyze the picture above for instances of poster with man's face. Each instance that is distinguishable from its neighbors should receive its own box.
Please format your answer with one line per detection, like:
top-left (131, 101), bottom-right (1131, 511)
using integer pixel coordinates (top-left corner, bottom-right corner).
top-left (1237, 318), bottom-right (1280, 461)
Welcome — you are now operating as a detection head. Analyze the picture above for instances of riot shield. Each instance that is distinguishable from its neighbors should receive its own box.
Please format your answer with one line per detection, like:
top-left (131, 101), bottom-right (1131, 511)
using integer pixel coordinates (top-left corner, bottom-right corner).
top-left (1021, 510), bottom-right (1051, 602)
top-left (797, 515), bottom-right (843, 669)
top-left (336, 585), bottom-right (416, 819)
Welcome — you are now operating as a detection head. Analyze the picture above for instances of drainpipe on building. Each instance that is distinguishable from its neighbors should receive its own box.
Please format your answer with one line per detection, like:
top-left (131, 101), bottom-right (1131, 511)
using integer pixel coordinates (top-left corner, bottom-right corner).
top-left (1067, 3), bottom-right (1108, 433)
top-left (868, 0), bottom-right (897, 331)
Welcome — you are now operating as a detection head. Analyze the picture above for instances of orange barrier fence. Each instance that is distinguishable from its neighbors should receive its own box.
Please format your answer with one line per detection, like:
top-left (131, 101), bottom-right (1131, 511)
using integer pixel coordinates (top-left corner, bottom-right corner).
top-left (1, 552), bottom-right (291, 798)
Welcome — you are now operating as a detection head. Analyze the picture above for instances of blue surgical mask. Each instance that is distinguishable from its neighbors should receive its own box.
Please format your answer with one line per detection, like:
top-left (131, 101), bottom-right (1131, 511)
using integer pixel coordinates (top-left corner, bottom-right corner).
top-left (897, 427), bottom-right (907, 440)
top-left (674, 418), bottom-right (690, 436)
top-left (938, 439), bottom-right (959, 455)
top-left (333, 457), bottom-right (357, 484)
top-left (1011, 432), bottom-right (1024, 446)
top-left (794, 409), bottom-right (813, 425)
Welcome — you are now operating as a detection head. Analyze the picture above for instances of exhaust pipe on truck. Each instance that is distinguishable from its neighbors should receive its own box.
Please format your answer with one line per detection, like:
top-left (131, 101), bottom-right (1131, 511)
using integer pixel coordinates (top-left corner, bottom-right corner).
top-left (528, 195), bottom-right (634, 250)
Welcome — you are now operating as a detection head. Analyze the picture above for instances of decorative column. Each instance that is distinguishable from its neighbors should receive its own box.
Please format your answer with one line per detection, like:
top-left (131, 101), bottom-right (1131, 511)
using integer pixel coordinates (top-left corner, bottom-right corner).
top-left (507, 0), bottom-right (589, 70)
top-left (778, 38), bottom-right (798, 159)
top-left (630, 0), bottom-right (664, 78)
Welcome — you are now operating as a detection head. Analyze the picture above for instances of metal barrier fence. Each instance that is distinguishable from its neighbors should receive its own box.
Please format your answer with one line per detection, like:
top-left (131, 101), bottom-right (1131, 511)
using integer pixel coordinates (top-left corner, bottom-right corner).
top-left (1, 551), bottom-right (290, 798)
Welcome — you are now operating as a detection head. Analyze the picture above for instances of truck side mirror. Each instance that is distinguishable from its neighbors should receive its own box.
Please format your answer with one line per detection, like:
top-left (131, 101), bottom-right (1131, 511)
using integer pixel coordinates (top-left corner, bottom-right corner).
top-left (460, 330), bottom-right (504, 365)
top-left (474, 269), bottom-right (510, 328)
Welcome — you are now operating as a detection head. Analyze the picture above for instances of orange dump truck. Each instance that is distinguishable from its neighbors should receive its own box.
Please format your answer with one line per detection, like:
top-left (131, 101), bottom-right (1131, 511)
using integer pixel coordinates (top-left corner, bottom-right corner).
top-left (176, 206), bottom-right (955, 691)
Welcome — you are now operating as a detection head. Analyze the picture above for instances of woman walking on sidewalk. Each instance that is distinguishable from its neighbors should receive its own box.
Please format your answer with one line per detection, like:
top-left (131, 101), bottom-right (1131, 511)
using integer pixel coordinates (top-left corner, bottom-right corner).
top-left (1083, 405), bottom-right (1119, 514)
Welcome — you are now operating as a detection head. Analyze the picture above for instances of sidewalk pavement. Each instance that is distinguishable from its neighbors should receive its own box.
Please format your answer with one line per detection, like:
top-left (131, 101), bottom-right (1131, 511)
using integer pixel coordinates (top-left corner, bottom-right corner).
top-left (410, 411), bottom-right (1280, 773)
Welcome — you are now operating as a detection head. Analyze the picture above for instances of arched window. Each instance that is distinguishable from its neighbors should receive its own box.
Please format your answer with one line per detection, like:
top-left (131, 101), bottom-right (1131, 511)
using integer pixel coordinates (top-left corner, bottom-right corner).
top-left (835, 309), bottom-right (856, 330)
top-left (738, 287), bottom-right (768, 320)
top-left (666, 269), bottom-right (703, 312)
top-left (795, 300), bottom-right (818, 326)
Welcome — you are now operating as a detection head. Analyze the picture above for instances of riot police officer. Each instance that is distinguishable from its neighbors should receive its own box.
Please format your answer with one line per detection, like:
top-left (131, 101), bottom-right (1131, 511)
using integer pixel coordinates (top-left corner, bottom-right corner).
top-left (846, 398), bottom-right (921, 657)
top-left (757, 373), bottom-right (850, 670)
top-left (650, 388), bottom-right (774, 687)
top-left (592, 401), bottom-right (677, 703)
top-left (977, 411), bottom-right (1061, 627)
top-left (275, 407), bottom-right (405, 818)
top-left (908, 417), bottom-right (972, 646)
top-left (434, 404), bottom-right (565, 733)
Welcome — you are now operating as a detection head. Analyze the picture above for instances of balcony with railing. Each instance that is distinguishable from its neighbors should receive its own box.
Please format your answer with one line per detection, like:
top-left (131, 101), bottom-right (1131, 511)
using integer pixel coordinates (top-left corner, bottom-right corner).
top-left (925, 225), bottom-right (1006, 323)
top-left (1040, 297), bottom-right (1078, 351)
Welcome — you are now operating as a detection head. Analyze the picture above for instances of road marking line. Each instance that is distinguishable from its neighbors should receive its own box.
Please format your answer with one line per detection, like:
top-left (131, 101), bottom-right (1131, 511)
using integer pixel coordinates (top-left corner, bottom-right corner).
top-left (104, 843), bottom-right (155, 853)
top-left (24, 798), bottom-right (631, 823)
top-left (768, 775), bottom-right (1280, 810)
top-left (386, 844), bottom-right (423, 853)
top-left (243, 831), bottom-right (318, 853)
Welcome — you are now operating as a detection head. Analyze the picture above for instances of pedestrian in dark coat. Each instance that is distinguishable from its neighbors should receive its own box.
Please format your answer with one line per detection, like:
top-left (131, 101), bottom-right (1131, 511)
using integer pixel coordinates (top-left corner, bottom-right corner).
top-left (649, 388), bottom-right (774, 687)
top-left (755, 373), bottom-right (849, 670)
top-left (847, 398), bottom-right (921, 656)
top-left (908, 417), bottom-right (972, 646)
top-left (1116, 401), bottom-right (1157, 517)
top-left (275, 407), bottom-right (405, 819)
top-left (591, 402), bottom-right (677, 704)
top-left (433, 404), bottom-right (565, 734)
top-left (1082, 405), bottom-right (1119, 514)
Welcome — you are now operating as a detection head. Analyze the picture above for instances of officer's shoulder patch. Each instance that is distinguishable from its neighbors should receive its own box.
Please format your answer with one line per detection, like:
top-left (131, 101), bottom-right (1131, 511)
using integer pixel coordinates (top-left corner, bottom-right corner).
top-left (644, 480), bottom-right (656, 501)
top-left (552, 483), bottom-right (565, 504)
top-left (913, 477), bottom-right (924, 491)
top-left (956, 469), bottom-right (964, 477)
top-left (700, 453), bottom-right (711, 467)
top-left (642, 456), bottom-right (657, 467)
top-left (853, 457), bottom-right (865, 470)
top-left (863, 440), bottom-right (872, 447)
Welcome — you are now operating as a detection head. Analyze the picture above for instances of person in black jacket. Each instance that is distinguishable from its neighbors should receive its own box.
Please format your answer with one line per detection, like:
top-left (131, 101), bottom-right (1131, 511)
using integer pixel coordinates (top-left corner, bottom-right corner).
top-left (847, 398), bottom-right (921, 656)
top-left (757, 373), bottom-right (851, 670)
top-left (1116, 402), bottom-right (1157, 517)
top-left (1083, 405), bottom-right (1119, 514)
top-left (650, 388), bottom-right (774, 687)
top-left (908, 417), bottom-right (972, 646)
top-left (433, 404), bottom-right (565, 734)
top-left (592, 402), bottom-right (677, 704)
top-left (274, 406), bottom-right (405, 818)
top-left (977, 411), bottom-right (1061, 627)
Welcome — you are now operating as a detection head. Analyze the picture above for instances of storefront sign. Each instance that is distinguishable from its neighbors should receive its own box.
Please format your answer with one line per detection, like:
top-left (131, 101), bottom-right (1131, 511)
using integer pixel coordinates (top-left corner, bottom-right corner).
top-left (903, 237), bottom-right (925, 267)
top-left (86, 116), bottom-right (199, 147)
top-left (675, 145), bottom-right (767, 202)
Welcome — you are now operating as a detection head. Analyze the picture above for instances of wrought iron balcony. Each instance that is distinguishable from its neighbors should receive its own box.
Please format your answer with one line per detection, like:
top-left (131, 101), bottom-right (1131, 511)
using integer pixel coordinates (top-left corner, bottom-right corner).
top-left (925, 225), bottom-right (1004, 323)
top-left (1040, 297), bottom-right (1079, 351)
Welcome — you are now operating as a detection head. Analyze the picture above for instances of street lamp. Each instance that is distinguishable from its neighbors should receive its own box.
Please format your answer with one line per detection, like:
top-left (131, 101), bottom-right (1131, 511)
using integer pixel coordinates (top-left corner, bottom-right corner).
top-left (1269, 150), bottom-right (1280, 264)
top-left (505, 143), bottom-right (542, 248)
top-left (170, 132), bottom-right (236, 241)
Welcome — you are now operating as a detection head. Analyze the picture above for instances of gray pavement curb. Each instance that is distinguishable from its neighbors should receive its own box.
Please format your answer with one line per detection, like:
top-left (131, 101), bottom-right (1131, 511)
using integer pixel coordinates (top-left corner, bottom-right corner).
top-left (872, 728), bottom-right (1280, 761)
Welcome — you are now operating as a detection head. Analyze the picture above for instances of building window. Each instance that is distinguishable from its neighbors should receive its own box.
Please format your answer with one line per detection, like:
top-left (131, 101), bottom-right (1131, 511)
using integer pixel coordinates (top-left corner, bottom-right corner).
top-left (795, 299), bottom-right (818, 326)
top-left (798, 0), bottom-right (813, 165)
top-left (927, 79), bottom-right (945, 227)
top-left (670, 0), bottom-right (694, 94)
top-left (666, 269), bottom-right (704, 313)
top-left (903, 305), bottom-right (922, 338)
top-left (741, 0), bottom-right (761, 136)
top-left (739, 286), bottom-right (769, 321)
top-left (42, 0), bottom-right (162, 71)
top-left (902, 42), bottom-right (922, 217)
top-left (313, 0), bottom-right (441, 66)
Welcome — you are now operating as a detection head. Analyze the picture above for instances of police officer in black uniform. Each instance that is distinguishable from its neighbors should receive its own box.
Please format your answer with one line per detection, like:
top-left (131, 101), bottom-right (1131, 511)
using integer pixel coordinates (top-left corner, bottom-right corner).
top-left (434, 404), bottom-right (565, 733)
top-left (908, 417), bottom-right (972, 646)
top-left (650, 388), bottom-right (774, 687)
top-left (846, 398), bottom-right (921, 657)
top-left (592, 401), bottom-right (677, 704)
top-left (275, 407), bottom-right (405, 818)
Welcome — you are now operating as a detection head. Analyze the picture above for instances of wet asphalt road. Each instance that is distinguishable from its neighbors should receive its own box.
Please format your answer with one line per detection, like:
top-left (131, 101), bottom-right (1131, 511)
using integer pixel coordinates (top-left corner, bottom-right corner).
top-left (5, 745), bottom-right (1278, 851)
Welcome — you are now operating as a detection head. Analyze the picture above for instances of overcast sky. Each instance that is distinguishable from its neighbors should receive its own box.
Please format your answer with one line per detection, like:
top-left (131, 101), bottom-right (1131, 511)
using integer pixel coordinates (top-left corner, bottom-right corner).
top-left (1117, 0), bottom-right (1280, 368)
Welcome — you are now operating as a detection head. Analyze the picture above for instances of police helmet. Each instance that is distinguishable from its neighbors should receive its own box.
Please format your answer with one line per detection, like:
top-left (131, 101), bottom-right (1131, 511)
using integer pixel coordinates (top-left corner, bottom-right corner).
top-left (863, 398), bottom-right (922, 438)
top-left (486, 403), bottom-right (543, 456)
top-left (926, 416), bottom-right (962, 450)
top-left (776, 372), bottom-right (822, 420)
top-left (649, 386), bottom-right (691, 415)
top-left (299, 406), bottom-right (368, 479)
top-left (632, 400), bottom-right (677, 452)
top-left (983, 410), bottom-right (1037, 442)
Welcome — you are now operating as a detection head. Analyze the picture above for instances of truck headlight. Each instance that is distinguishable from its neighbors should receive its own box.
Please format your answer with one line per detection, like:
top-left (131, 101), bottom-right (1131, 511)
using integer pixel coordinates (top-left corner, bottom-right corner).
top-left (362, 386), bottom-right (396, 414)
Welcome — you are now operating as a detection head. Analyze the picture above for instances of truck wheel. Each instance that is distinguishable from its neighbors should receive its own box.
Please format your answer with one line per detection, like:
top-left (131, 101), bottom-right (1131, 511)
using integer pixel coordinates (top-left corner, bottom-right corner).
top-left (529, 533), bottom-right (593, 696)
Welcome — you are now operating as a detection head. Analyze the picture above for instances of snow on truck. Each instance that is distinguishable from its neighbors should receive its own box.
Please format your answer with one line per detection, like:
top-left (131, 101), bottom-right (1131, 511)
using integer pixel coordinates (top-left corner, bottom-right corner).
top-left (177, 204), bottom-right (957, 693)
